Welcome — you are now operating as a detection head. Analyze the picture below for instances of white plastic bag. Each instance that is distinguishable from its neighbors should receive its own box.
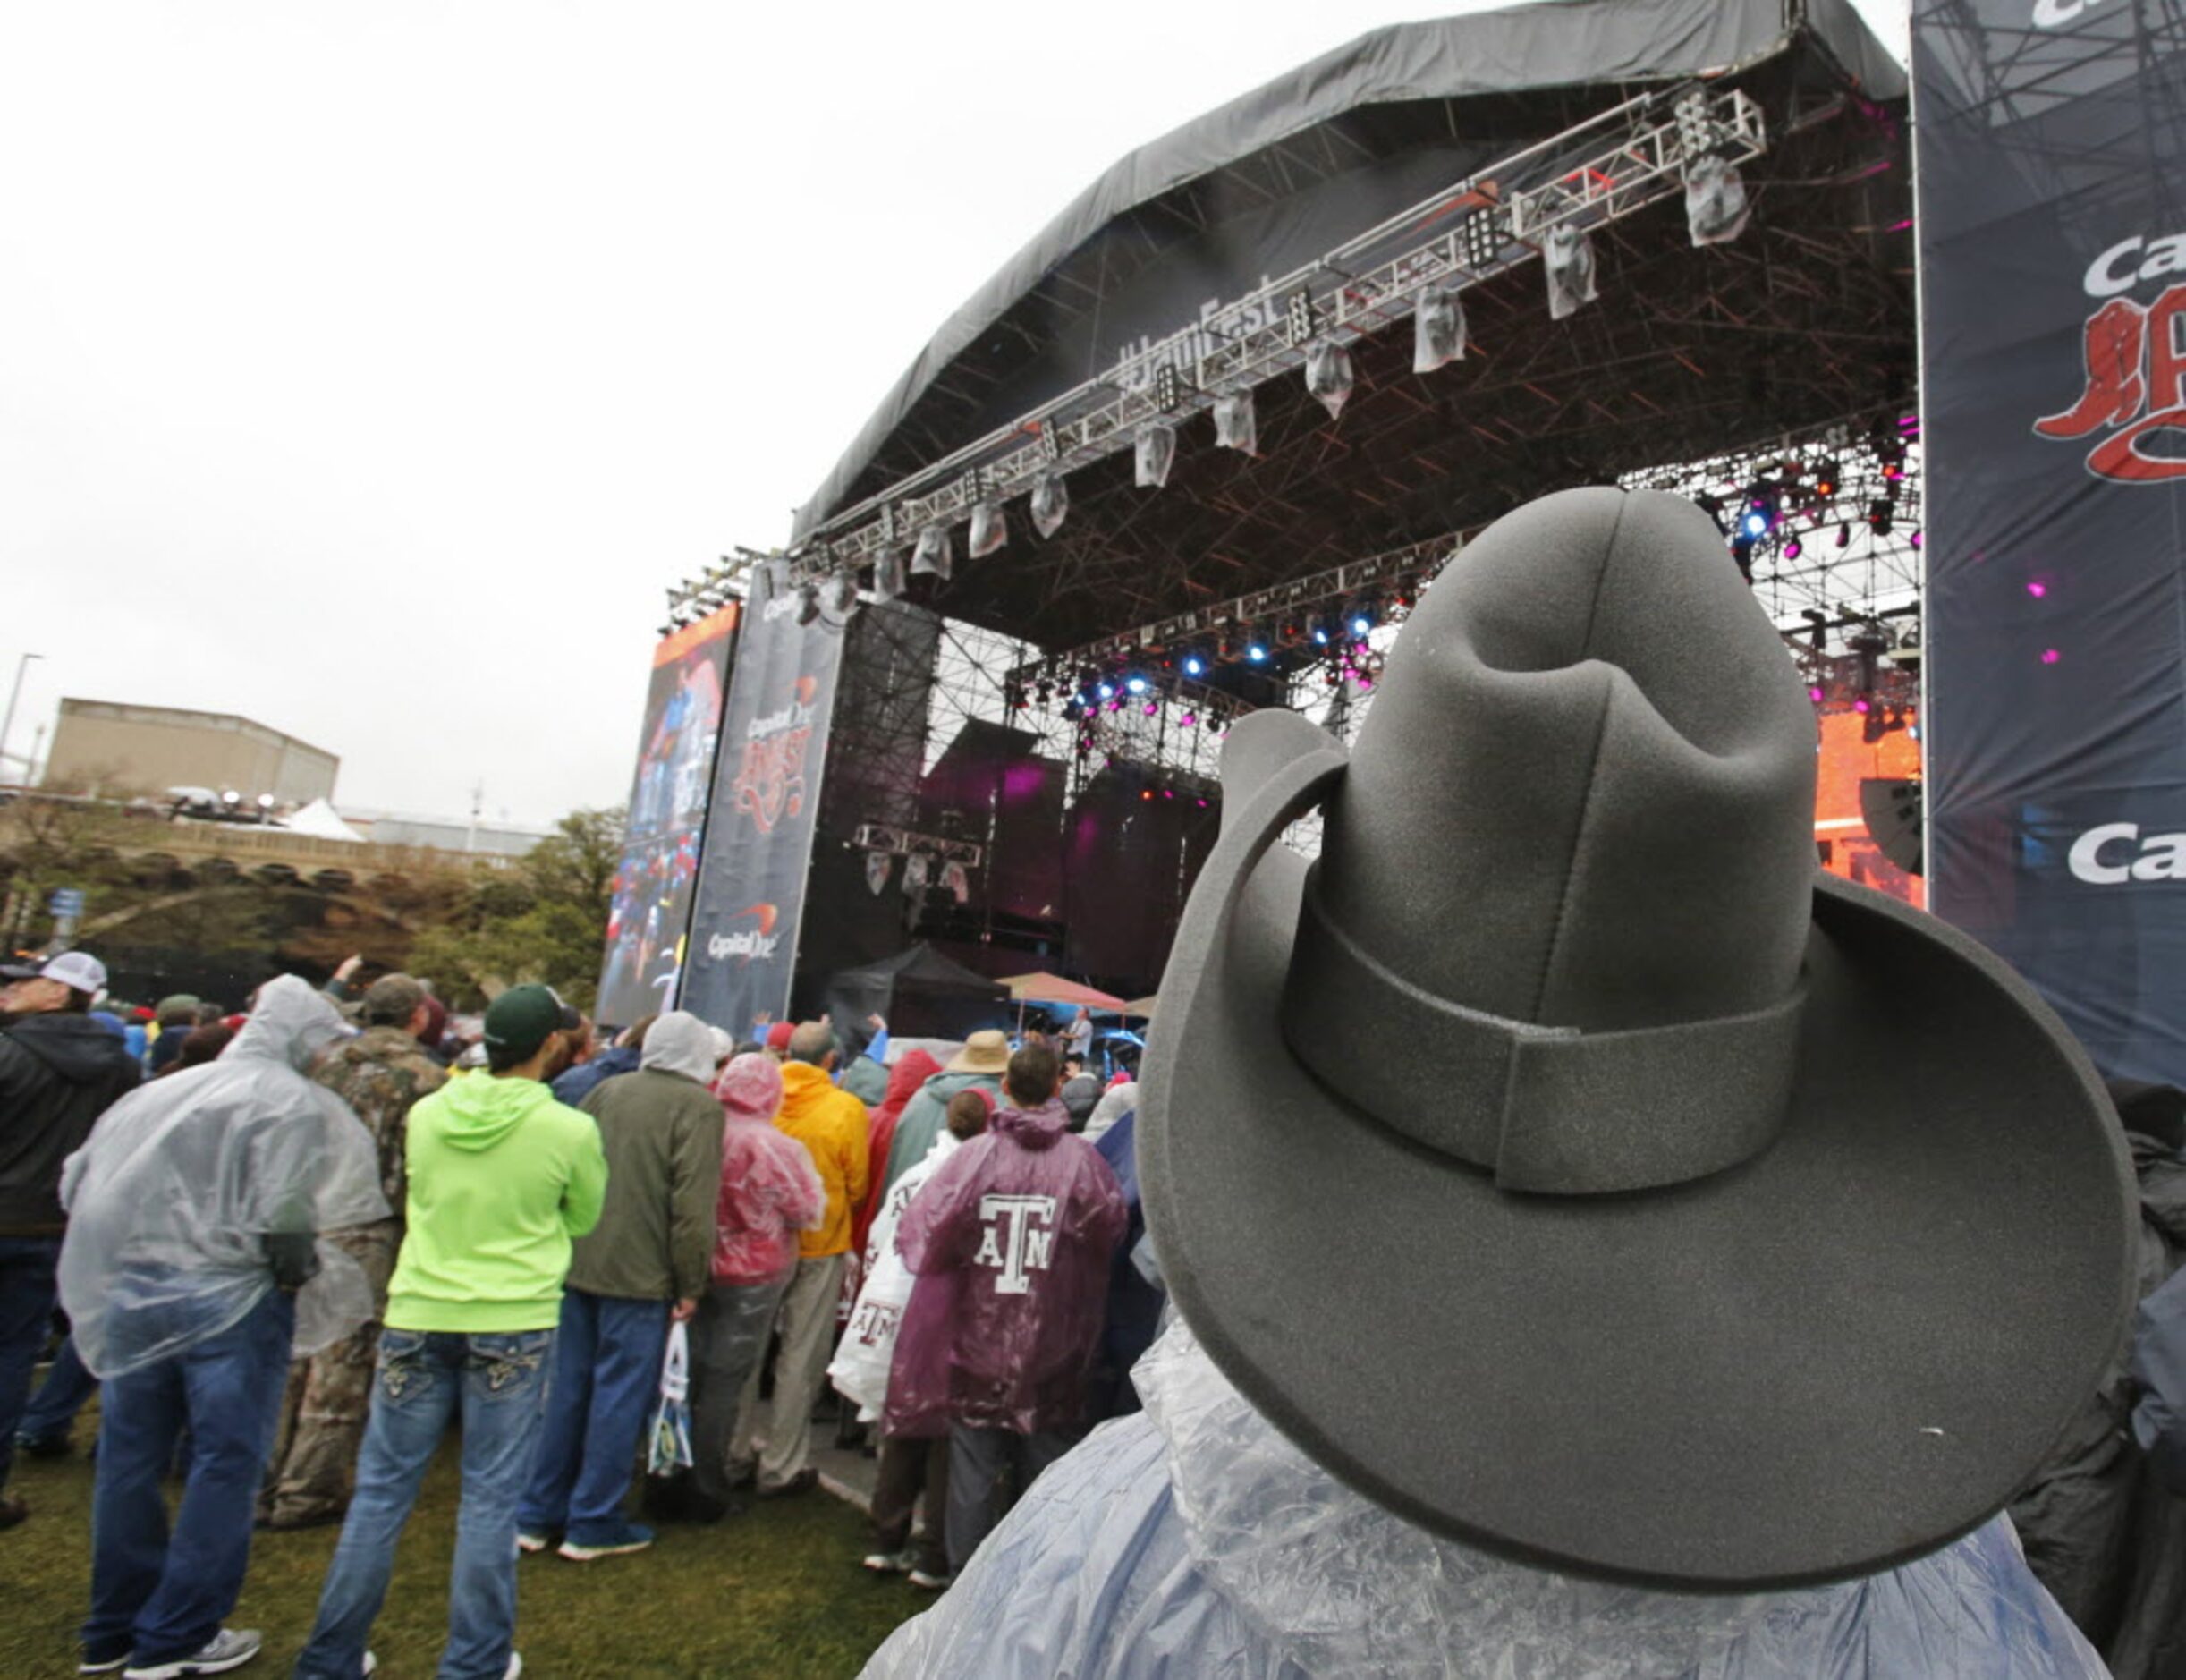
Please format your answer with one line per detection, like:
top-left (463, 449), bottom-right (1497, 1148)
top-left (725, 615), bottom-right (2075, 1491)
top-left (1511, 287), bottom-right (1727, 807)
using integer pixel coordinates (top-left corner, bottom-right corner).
top-left (647, 1320), bottom-right (694, 1476)
top-left (1212, 390), bottom-right (1258, 455)
top-left (1134, 424), bottom-right (1176, 489)
top-left (1305, 339), bottom-right (1354, 420)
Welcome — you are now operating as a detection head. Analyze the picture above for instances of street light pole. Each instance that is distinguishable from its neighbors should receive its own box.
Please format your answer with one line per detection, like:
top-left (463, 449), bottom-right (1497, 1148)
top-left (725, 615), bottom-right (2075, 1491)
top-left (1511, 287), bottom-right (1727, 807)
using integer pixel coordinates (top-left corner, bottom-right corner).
top-left (0, 652), bottom-right (44, 786)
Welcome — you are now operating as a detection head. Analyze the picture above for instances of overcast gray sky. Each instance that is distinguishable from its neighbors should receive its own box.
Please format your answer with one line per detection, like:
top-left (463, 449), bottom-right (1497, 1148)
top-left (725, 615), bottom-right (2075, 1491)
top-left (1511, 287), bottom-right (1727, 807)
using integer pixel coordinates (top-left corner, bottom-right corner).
top-left (0, 0), bottom-right (1911, 828)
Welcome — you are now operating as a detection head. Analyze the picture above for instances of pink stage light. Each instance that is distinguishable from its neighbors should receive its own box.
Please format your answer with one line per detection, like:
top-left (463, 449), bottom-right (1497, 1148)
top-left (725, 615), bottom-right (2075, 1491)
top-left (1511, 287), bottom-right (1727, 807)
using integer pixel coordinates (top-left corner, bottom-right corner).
top-left (2041, 648), bottom-right (2062, 665)
top-left (1854, 698), bottom-right (1871, 713)
top-left (2027, 581), bottom-right (2047, 598)
top-left (1809, 685), bottom-right (1825, 702)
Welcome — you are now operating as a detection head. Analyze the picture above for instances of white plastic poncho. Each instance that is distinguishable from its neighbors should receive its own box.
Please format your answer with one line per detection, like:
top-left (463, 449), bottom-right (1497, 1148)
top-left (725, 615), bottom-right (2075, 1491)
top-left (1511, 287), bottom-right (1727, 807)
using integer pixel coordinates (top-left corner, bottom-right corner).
top-left (58, 975), bottom-right (390, 1380)
top-left (860, 1317), bottom-right (2108, 1679)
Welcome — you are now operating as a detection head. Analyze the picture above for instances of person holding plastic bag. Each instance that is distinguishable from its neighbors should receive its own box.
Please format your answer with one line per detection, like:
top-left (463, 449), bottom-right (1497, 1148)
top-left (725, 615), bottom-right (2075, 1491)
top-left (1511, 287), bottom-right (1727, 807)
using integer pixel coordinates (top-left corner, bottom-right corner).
top-left (891, 1040), bottom-right (1123, 1577)
top-left (831, 1085), bottom-right (992, 1586)
top-left (58, 975), bottom-right (386, 1680)
top-left (862, 489), bottom-right (2132, 1677)
top-left (678, 1052), bottom-right (824, 1522)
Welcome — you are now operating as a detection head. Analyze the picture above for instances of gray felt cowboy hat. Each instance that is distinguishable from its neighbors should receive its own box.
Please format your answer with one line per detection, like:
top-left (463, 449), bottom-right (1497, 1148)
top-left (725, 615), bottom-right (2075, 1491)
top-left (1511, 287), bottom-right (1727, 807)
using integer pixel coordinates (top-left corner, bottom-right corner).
top-left (1139, 487), bottom-right (2138, 1591)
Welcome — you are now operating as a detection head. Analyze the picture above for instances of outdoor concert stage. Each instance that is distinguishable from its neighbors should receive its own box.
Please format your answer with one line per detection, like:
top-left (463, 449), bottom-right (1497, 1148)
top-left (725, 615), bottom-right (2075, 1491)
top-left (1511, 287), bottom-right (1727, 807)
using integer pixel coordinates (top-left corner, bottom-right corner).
top-left (663, 0), bottom-right (1923, 1020)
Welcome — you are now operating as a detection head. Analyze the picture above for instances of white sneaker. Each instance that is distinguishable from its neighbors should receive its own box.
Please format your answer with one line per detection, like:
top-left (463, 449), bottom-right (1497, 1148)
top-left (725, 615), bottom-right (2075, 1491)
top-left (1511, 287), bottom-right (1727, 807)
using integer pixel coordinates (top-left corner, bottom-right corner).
top-left (861, 1548), bottom-right (914, 1574)
top-left (123, 1628), bottom-right (263, 1678)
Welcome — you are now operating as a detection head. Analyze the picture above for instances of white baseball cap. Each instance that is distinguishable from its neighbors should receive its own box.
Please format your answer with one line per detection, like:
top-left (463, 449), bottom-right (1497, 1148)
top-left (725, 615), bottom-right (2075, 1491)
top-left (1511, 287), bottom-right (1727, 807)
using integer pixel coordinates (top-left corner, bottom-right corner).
top-left (1, 950), bottom-right (108, 996)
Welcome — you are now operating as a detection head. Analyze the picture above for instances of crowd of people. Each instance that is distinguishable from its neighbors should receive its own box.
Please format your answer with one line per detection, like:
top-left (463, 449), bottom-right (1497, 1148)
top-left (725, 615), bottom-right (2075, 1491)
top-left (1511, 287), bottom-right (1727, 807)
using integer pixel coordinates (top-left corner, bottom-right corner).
top-left (0, 945), bottom-right (1148, 1678)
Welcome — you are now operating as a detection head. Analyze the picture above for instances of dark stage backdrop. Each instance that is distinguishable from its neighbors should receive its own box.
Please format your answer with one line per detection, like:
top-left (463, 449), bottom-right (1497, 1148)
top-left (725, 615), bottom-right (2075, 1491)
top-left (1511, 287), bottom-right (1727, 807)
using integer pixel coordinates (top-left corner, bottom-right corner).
top-left (680, 568), bottom-right (848, 1036)
top-left (593, 601), bottom-right (737, 1030)
top-left (1916, 0), bottom-right (2186, 1082)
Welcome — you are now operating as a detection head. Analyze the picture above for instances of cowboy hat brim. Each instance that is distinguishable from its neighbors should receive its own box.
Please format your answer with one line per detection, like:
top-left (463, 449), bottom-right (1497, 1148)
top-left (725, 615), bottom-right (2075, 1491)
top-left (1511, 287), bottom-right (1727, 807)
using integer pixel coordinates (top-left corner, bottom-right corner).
top-left (1140, 710), bottom-right (2137, 1591)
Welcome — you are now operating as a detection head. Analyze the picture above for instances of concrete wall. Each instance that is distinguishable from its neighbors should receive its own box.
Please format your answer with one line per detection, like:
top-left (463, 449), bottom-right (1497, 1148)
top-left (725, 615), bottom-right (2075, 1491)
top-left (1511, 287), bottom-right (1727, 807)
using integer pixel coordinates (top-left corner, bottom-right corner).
top-left (43, 699), bottom-right (339, 804)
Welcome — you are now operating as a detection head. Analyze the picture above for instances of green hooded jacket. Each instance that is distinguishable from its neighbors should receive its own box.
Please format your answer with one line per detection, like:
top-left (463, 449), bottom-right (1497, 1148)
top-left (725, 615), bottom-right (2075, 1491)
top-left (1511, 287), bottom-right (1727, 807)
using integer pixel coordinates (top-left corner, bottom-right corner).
top-left (386, 1072), bottom-right (607, 1333)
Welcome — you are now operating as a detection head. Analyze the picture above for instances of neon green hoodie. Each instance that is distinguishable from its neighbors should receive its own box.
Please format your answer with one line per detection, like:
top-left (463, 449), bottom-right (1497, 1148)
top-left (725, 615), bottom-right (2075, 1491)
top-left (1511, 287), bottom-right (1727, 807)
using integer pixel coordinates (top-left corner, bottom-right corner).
top-left (385, 1072), bottom-right (608, 1333)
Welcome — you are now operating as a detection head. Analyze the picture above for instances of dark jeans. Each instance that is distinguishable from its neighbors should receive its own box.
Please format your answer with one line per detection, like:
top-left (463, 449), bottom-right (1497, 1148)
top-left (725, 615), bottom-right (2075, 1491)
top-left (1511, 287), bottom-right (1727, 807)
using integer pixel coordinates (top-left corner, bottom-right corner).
top-left (292, 1327), bottom-right (555, 1680)
top-left (0, 1235), bottom-right (63, 1490)
top-left (85, 1288), bottom-right (294, 1668)
top-left (945, 1422), bottom-right (1076, 1574)
top-left (516, 1290), bottom-right (668, 1545)
top-left (870, 1434), bottom-right (949, 1576)
top-left (688, 1276), bottom-right (789, 1508)
top-left (21, 1330), bottom-right (97, 1446)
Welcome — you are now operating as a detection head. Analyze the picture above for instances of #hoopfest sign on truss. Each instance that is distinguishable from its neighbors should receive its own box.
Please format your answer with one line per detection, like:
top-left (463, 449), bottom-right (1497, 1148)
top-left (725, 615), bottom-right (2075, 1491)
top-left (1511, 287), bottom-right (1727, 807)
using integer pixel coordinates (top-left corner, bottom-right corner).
top-left (1916, 0), bottom-right (2186, 1083)
top-left (679, 566), bottom-right (849, 1034)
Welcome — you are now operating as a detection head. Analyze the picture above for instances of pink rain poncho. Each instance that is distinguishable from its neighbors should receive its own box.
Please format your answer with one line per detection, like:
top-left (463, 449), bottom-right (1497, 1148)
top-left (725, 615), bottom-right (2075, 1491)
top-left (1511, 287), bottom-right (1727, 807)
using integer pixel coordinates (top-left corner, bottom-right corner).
top-left (710, 1053), bottom-right (826, 1286)
top-left (57, 976), bottom-right (388, 1379)
top-left (886, 1096), bottom-right (1125, 1438)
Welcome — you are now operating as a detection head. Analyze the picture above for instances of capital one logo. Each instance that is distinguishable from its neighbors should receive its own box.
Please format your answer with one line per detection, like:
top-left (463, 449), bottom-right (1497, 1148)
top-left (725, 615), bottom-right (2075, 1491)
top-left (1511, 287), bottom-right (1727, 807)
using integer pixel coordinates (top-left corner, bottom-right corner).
top-left (2067, 823), bottom-right (2186, 884)
top-left (2036, 278), bottom-right (2186, 481)
top-left (2033, 0), bottom-right (2108, 22)
top-left (972, 1193), bottom-right (1058, 1294)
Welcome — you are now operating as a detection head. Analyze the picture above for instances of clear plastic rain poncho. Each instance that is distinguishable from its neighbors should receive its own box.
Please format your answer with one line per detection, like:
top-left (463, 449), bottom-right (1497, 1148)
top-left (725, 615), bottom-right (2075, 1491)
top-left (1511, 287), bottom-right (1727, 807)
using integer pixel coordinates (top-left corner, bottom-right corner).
top-left (58, 976), bottom-right (390, 1379)
top-left (861, 1316), bottom-right (2109, 1679)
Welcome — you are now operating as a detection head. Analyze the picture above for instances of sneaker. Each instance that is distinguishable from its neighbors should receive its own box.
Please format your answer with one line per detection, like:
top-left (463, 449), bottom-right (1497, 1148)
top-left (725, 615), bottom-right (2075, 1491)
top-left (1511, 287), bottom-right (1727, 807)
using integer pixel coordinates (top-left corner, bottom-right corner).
top-left (18, 1430), bottom-right (72, 1459)
top-left (861, 1548), bottom-right (914, 1574)
top-left (360, 1659), bottom-right (376, 1677)
top-left (515, 1529), bottom-right (553, 1555)
top-left (756, 1467), bottom-right (818, 1499)
top-left (557, 1521), bottom-right (655, 1561)
top-left (122, 1627), bottom-right (263, 1678)
top-left (78, 1655), bottom-right (130, 1676)
top-left (907, 1566), bottom-right (953, 1591)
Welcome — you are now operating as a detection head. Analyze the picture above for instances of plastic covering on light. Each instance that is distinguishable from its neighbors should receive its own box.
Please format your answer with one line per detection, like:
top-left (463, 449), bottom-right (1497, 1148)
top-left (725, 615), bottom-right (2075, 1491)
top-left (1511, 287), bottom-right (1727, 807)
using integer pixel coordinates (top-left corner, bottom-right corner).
top-left (860, 1316), bottom-right (2112, 1680)
top-left (1545, 225), bottom-right (1600, 320)
top-left (1031, 471), bottom-right (1070, 539)
top-left (902, 851), bottom-right (930, 893)
top-left (911, 524), bottom-right (953, 581)
top-left (1306, 338), bottom-right (1354, 420)
top-left (969, 500), bottom-right (1009, 558)
top-left (1135, 423), bottom-right (1177, 489)
top-left (1414, 284), bottom-right (1468, 372)
top-left (865, 850), bottom-right (894, 895)
top-left (1213, 389), bottom-right (1258, 455)
top-left (872, 549), bottom-right (908, 603)
top-left (827, 565), bottom-right (862, 624)
top-left (1686, 153), bottom-right (1752, 246)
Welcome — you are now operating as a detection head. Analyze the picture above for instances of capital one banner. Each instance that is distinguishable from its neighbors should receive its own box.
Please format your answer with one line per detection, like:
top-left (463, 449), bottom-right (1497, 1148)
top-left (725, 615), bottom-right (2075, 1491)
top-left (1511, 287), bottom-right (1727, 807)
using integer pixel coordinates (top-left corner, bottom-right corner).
top-left (594, 601), bottom-right (740, 1028)
top-left (678, 566), bottom-right (848, 1035)
top-left (1916, 0), bottom-right (2186, 1082)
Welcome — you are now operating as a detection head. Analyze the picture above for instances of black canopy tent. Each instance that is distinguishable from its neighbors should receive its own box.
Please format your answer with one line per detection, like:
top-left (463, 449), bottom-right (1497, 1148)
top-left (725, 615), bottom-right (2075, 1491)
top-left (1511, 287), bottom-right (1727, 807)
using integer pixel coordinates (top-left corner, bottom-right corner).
top-left (823, 943), bottom-right (1010, 1046)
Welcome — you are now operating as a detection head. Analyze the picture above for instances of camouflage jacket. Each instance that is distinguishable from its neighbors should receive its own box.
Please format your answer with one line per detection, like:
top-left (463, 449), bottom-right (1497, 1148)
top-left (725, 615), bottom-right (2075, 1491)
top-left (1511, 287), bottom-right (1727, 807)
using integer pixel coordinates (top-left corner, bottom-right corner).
top-left (311, 1026), bottom-right (447, 1219)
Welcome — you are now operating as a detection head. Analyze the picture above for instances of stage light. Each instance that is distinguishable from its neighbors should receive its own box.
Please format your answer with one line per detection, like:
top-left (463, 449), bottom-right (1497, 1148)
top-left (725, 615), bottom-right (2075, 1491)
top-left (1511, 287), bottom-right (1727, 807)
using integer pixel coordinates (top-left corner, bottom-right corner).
top-left (1126, 675), bottom-right (1148, 695)
top-left (1307, 611), bottom-right (1330, 645)
top-left (2041, 648), bottom-right (2062, 666)
top-left (1246, 639), bottom-right (1269, 662)
top-left (1868, 498), bottom-right (1895, 535)
top-left (1741, 498), bottom-right (1775, 539)
top-left (797, 581), bottom-right (823, 626)
top-left (1836, 523), bottom-right (1851, 549)
top-left (1144, 702), bottom-right (1159, 716)
top-left (1182, 653), bottom-right (1206, 676)
top-left (1853, 698), bottom-right (1871, 714)
top-left (1784, 539), bottom-right (1803, 559)
top-left (1910, 530), bottom-right (1923, 549)
top-left (1808, 684), bottom-right (1826, 702)
top-left (1097, 683), bottom-right (1114, 700)
top-left (1811, 459), bottom-right (1840, 498)
top-left (1181, 712), bottom-right (1197, 726)
top-left (256, 793), bottom-right (275, 810)
top-left (2027, 581), bottom-right (2048, 598)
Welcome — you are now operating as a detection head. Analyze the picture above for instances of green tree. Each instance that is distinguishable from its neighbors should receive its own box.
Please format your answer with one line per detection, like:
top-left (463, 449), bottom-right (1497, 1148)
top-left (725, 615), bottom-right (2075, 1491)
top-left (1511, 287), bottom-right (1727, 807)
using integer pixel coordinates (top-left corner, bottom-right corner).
top-left (408, 805), bottom-right (623, 1013)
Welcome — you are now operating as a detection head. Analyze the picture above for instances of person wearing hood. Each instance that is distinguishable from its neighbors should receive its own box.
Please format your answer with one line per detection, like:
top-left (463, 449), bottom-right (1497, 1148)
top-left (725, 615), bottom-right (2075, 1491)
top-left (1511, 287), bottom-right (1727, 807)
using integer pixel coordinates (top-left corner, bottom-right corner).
top-left (892, 1040), bottom-right (1123, 1576)
top-left (878, 1031), bottom-right (1008, 1197)
top-left (727, 1021), bottom-right (868, 1498)
top-left (860, 490), bottom-right (2129, 1678)
top-left (60, 975), bottom-right (386, 1680)
top-left (292, 982), bottom-right (603, 1680)
top-left (679, 1054), bottom-right (825, 1523)
top-left (2012, 1078), bottom-right (2186, 1676)
top-left (0, 950), bottom-right (140, 1530)
top-left (259, 975), bottom-right (448, 1532)
top-left (548, 1013), bottom-right (654, 1109)
top-left (851, 1048), bottom-right (942, 1263)
top-left (518, 1010), bottom-right (723, 1561)
top-left (834, 1085), bottom-right (994, 1589)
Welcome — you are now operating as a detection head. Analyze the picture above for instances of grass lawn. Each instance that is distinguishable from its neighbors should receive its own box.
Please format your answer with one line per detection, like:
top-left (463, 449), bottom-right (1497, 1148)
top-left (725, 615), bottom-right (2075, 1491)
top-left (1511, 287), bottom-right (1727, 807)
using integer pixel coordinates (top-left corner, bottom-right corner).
top-left (2, 1438), bottom-right (927, 1678)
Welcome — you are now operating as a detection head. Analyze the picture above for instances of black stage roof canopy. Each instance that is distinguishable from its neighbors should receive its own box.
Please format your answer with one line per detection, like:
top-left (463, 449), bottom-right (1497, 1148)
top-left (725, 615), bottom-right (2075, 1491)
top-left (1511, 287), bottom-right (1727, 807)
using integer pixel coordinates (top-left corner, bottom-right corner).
top-left (779, 0), bottom-right (1912, 653)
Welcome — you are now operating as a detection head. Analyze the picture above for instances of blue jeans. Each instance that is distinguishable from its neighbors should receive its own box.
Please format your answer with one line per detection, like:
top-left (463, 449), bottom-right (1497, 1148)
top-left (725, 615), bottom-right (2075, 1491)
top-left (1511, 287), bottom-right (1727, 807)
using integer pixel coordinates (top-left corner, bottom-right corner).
top-left (516, 1290), bottom-right (668, 1544)
top-left (21, 1330), bottom-right (97, 1445)
top-left (85, 1287), bottom-right (295, 1667)
top-left (0, 1235), bottom-right (63, 1490)
top-left (292, 1327), bottom-right (555, 1680)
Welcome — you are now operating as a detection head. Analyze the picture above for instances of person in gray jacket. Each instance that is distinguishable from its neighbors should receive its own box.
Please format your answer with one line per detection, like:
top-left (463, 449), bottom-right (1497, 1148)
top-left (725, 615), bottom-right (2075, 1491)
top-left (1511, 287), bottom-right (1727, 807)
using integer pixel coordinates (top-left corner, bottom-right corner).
top-left (517, 1011), bottom-right (723, 1561)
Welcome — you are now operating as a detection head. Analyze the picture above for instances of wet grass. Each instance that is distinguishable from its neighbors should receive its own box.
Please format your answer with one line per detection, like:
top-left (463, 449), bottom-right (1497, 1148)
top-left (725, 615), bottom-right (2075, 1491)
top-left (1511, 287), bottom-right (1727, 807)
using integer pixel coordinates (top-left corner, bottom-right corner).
top-left (1, 1433), bottom-right (925, 1678)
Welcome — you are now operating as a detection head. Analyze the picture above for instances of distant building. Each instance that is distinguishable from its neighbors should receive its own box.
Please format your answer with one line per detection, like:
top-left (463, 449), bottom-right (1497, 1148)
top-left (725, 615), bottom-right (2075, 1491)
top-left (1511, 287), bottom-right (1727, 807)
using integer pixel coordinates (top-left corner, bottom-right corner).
top-left (337, 809), bottom-right (550, 857)
top-left (43, 699), bottom-right (339, 805)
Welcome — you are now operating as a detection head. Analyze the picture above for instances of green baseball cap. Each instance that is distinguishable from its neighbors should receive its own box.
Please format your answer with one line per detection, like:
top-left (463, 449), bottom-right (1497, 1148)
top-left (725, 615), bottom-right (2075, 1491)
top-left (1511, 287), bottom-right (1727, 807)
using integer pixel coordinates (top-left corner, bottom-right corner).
top-left (481, 983), bottom-right (579, 1058)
